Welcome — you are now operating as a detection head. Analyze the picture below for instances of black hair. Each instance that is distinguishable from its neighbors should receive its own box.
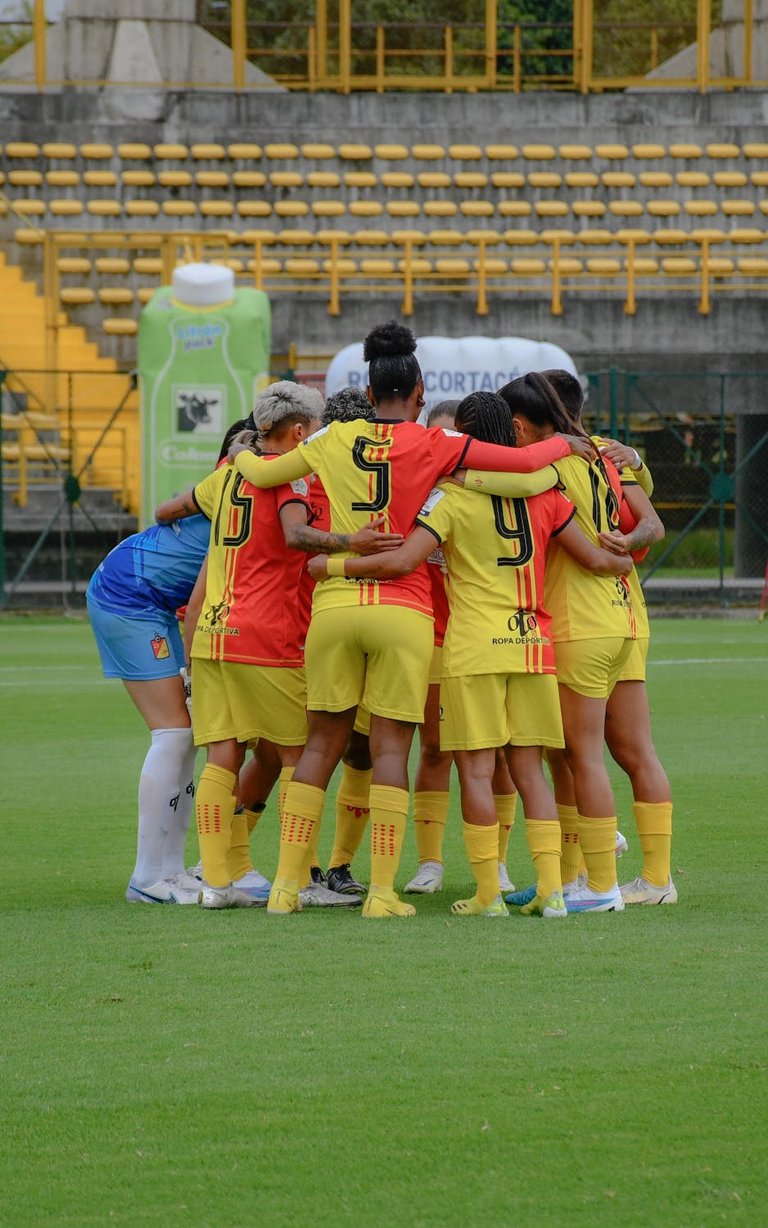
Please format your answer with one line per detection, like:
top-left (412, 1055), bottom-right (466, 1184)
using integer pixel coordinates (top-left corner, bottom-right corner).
top-left (363, 320), bottom-right (422, 403)
top-left (541, 368), bottom-right (584, 428)
top-left (426, 399), bottom-right (460, 427)
top-left (454, 391), bottom-right (515, 448)
top-left (497, 371), bottom-right (581, 437)
top-left (323, 386), bottom-right (377, 425)
top-left (217, 417), bottom-right (250, 463)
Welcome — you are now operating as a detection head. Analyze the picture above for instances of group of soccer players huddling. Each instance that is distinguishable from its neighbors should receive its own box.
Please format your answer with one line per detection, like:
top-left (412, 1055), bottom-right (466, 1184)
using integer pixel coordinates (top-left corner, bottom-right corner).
top-left (87, 319), bottom-right (677, 919)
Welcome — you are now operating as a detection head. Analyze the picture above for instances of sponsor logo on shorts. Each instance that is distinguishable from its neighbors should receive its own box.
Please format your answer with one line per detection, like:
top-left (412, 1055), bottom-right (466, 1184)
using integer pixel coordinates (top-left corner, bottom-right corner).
top-left (150, 634), bottom-right (170, 660)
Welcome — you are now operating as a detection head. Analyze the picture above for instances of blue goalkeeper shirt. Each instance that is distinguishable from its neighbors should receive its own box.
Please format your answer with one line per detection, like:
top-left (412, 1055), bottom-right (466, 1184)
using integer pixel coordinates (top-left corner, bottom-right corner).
top-left (86, 515), bottom-right (210, 617)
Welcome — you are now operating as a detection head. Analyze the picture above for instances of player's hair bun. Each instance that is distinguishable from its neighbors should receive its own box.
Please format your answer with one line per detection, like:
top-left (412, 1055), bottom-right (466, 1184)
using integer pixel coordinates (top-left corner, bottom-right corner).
top-left (363, 320), bottom-right (417, 362)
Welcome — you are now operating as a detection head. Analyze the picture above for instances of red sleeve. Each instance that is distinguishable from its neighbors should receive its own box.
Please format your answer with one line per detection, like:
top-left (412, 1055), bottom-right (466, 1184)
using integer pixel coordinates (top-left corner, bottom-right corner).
top-left (275, 479), bottom-right (311, 518)
top-left (463, 434), bottom-right (570, 473)
top-left (427, 427), bottom-right (473, 474)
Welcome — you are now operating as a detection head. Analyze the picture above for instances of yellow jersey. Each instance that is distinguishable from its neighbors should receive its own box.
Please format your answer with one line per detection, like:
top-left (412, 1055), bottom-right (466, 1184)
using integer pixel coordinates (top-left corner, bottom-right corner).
top-left (416, 482), bottom-right (575, 677)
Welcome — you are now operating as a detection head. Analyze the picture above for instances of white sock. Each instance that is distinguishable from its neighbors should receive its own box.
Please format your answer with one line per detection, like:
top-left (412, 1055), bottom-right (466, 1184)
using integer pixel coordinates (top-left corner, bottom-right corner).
top-left (132, 727), bottom-right (195, 888)
top-left (162, 734), bottom-right (198, 878)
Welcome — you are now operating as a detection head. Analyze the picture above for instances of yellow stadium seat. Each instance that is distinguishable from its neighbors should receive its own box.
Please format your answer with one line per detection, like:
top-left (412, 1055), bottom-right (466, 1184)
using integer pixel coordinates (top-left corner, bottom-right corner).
top-left (126, 200), bottom-right (160, 217)
top-left (669, 144), bottom-right (702, 158)
top-left (455, 172), bottom-right (488, 188)
top-left (87, 199), bottom-right (121, 216)
top-left (236, 201), bottom-right (272, 217)
top-left (275, 200), bottom-right (309, 217)
top-left (528, 172), bottom-right (562, 188)
top-left (418, 172), bottom-right (451, 188)
top-left (352, 229), bottom-right (390, 246)
top-left (738, 257), bottom-right (768, 273)
top-left (397, 257), bottom-right (432, 274)
top-left (391, 229), bottom-right (427, 246)
top-left (264, 144), bottom-right (299, 160)
top-left (435, 259), bottom-right (471, 275)
top-left (42, 142), bottom-right (76, 159)
top-left (84, 170), bottom-right (117, 187)
top-left (566, 172), bottom-right (599, 188)
top-left (466, 229), bottom-right (502, 244)
top-left (360, 259), bottom-right (396, 274)
top-left (503, 229), bottom-right (537, 245)
top-left (625, 258), bottom-right (659, 274)
top-left (512, 258), bottom-right (546, 275)
top-left (133, 257), bottom-right (163, 274)
top-left (338, 144), bottom-right (373, 160)
top-left (427, 230), bottom-right (463, 247)
top-left (159, 170), bottom-right (192, 187)
top-left (706, 258), bottom-right (735, 274)
top-left (228, 144), bottom-right (262, 159)
top-left (498, 201), bottom-right (532, 218)
top-left (60, 288), bottom-right (95, 306)
top-left (639, 171), bottom-right (673, 187)
top-left (540, 228), bottom-right (576, 245)
top-left (474, 258), bottom-right (508, 275)
top-left (197, 171), bottom-right (230, 188)
top-left (523, 145), bottom-right (555, 160)
top-left (349, 201), bottom-right (384, 217)
top-left (727, 227), bottom-right (763, 243)
top-left (449, 145), bottom-right (482, 160)
top-left (596, 144), bottom-right (629, 160)
top-left (95, 258), bottom-right (130, 274)
top-left (191, 144), bottom-right (225, 160)
top-left (722, 199), bottom-right (755, 216)
top-left (154, 144), bottom-right (189, 159)
top-left (549, 257), bottom-right (584, 274)
top-left (706, 143), bottom-right (739, 159)
top-left (485, 145), bottom-right (518, 160)
top-left (269, 171), bottom-right (302, 188)
top-left (307, 171), bottom-right (340, 188)
top-left (559, 145), bottom-right (592, 160)
top-left (284, 258), bottom-right (320, 275)
top-left (662, 257), bottom-right (697, 274)
top-left (632, 144), bottom-right (665, 158)
top-left (460, 201), bottom-right (495, 217)
top-left (118, 143), bottom-right (152, 160)
top-left (689, 227), bottom-right (726, 242)
top-left (233, 171), bottom-right (266, 188)
top-left (572, 201), bottom-right (606, 217)
top-left (46, 170), bottom-right (79, 186)
top-left (301, 144), bottom-right (335, 159)
top-left (381, 172), bottom-right (414, 188)
top-left (312, 200), bottom-right (346, 217)
top-left (684, 200), bottom-right (718, 216)
top-left (714, 171), bottom-right (747, 187)
top-left (8, 170), bottom-right (42, 188)
top-left (579, 228), bottom-right (618, 245)
top-left (99, 288), bottom-right (135, 305)
top-left (344, 171), bottom-right (377, 188)
top-left (535, 201), bottom-right (569, 217)
top-left (162, 200), bottom-right (197, 216)
top-left (103, 319), bottom-right (138, 336)
top-left (743, 144), bottom-right (768, 158)
top-left (122, 170), bottom-right (155, 187)
top-left (759, 201), bottom-right (768, 215)
top-left (137, 288), bottom-right (155, 303)
top-left (49, 199), bottom-right (84, 216)
top-left (6, 143), bottom-right (40, 157)
top-left (587, 258), bottom-right (621, 274)
top-left (15, 227), bottom-right (44, 244)
top-left (80, 144), bottom-right (113, 160)
top-left (750, 171), bottom-right (768, 187)
top-left (647, 200), bottom-right (681, 217)
top-left (57, 257), bottom-right (91, 273)
top-left (411, 145), bottom-right (445, 160)
top-left (491, 172), bottom-right (525, 189)
top-left (375, 144), bottom-right (409, 160)
top-left (386, 201), bottom-right (421, 217)
top-left (602, 171), bottom-right (635, 187)
top-left (322, 258), bottom-right (357, 275)
top-left (653, 228), bottom-right (688, 244)
top-left (424, 201), bottom-right (458, 217)
top-left (677, 171), bottom-right (710, 187)
top-left (200, 200), bottom-right (234, 217)
top-left (609, 201), bottom-right (644, 217)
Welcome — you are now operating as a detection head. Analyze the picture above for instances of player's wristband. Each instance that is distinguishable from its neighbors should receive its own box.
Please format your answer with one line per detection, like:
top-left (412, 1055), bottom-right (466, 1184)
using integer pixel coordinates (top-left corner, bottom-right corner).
top-left (630, 449), bottom-right (642, 470)
top-left (326, 557), bottom-right (346, 577)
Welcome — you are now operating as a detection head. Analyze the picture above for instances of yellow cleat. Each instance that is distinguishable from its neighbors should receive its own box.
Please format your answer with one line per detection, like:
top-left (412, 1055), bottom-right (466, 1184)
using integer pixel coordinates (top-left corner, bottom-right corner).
top-left (362, 889), bottom-right (416, 918)
top-left (520, 890), bottom-right (567, 919)
top-left (451, 893), bottom-right (509, 918)
top-left (267, 878), bottom-right (302, 915)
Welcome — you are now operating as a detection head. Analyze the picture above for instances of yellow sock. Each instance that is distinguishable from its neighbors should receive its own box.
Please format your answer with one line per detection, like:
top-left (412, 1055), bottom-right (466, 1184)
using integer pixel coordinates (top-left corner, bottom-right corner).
top-left (276, 781), bottom-right (325, 890)
top-left (634, 800), bottom-right (673, 887)
top-left (329, 765), bottom-right (372, 867)
top-left (227, 808), bottom-right (253, 882)
top-left (303, 818), bottom-right (322, 888)
top-left (577, 852), bottom-right (587, 877)
top-left (558, 803), bottom-right (581, 884)
top-left (495, 793), bottom-right (518, 864)
top-left (245, 803), bottom-right (265, 834)
top-left (578, 815), bottom-right (618, 893)
top-left (196, 765), bottom-right (237, 888)
top-left (413, 790), bottom-right (449, 864)
top-left (462, 822), bottom-right (501, 907)
top-left (525, 819), bottom-right (562, 899)
top-left (278, 767), bottom-right (295, 823)
top-left (369, 784), bottom-right (408, 892)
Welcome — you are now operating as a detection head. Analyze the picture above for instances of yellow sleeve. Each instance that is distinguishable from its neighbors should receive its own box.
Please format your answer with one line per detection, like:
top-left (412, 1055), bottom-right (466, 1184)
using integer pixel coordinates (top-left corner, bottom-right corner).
top-left (460, 464), bottom-right (559, 498)
top-left (193, 467), bottom-right (226, 518)
top-left (631, 462), bottom-right (654, 498)
top-left (235, 448), bottom-right (312, 488)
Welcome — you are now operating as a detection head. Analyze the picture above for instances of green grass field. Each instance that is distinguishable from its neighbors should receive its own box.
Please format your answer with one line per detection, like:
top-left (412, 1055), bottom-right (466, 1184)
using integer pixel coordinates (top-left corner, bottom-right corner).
top-left (2, 616), bottom-right (767, 1227)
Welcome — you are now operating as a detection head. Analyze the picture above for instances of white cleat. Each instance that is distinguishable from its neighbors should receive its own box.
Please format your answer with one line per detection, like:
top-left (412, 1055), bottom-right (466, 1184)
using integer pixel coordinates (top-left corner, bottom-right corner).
top-left (186, 860), bottom-right (203, 881)
top-left (615, 830), bottom-right (629, 857)
top-left (498, 862), bottom-right (515, 893)
top-left (620, 876), bottom-right (678, 905)
top-left (404, 860), bottom-right (444, 894)
top-left (232, 868), bottom-right (272, 905)
top-left (565, 883), bottom-right (625, 913)
top-left (198, 884), bottom-right (261, 909)
top-left (126, 875), bottom-right (199, 905)
top-left (298, 882), bottom-right (362, 908)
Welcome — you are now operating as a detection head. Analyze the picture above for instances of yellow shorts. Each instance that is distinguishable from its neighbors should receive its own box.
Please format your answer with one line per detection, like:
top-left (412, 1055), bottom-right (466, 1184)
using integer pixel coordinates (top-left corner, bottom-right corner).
top-left (305, 604), bottom-right (434, 724)
top-left (428, 643), bottom-right (444, 687)
top-left (353, 705), bottom-right (371, 737)
top-left (191, 659), bottom-right (307, 747)
top-left (554, 637), bottom-right (634, 700)
top-left (614, 637), bottom-right (649, 684)
top-left (440, 671), bottom-right (564, 751)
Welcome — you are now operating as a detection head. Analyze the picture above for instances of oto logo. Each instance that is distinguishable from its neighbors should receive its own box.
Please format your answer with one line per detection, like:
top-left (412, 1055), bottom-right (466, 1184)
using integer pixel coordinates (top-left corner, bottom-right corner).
top-left (507, 608), bottom-right (539, 636)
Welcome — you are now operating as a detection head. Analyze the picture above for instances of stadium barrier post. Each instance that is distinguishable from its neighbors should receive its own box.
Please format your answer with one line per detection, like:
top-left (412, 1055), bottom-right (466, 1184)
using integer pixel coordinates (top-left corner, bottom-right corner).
top-left (33, 0), bottom-right (46, 89)
top-left (231, 0), bottom-right (246, 91)
top-left (513, 25), bottom-right (521, 92)
top-left (315, 0), bottom-right (327, 89)
top-left (696, 0), bottom-right (711, 94)
top-left (444, 27), bottom-right (454, 93)
top-left (572, 0), bottom-right (582, 91)
top-left (326, 236), bottom-right (341, 316)
top-left (551, 238), bottom-right (563, 316)
top-left (476, 237), bottom-right (489, 316)
top-left (485, 0), bottom-right (498, 90)
top-left (743, 0), bottom-right (753, 84)
top-left (625, 236), bottom-right (637, 315)
top-left (376, 26), bottom-right (385, 93)
top-left (43, 234), bottom-right (59, 414)
top-left (401, 237), bottom-right (415, 317)
top-left (339, 0), bottom-right (351, 94)
top-left (698, 237), bottom-right (711, 315)
top-left (579, 0), bottom-right (594, 94)
top-left (308, 26), bottom-right (317, 92)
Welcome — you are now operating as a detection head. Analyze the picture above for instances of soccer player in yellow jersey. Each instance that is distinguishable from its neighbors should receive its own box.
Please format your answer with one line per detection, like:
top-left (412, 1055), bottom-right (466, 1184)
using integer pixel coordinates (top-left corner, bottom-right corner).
top-left (309, 390), bottom-right (632, 917)
top-left (230, 322), bottom-right (594, 918)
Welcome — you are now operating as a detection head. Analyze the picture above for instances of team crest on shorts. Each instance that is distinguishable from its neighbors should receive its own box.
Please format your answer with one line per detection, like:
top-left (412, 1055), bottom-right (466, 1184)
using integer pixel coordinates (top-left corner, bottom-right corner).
top-left (151, 633), bottom-right (171, 660)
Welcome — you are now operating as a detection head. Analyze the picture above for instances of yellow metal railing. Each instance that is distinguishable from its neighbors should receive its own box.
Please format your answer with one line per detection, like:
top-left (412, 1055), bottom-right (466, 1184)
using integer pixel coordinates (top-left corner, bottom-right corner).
top-left (0, 1), bottom-right (760, 94)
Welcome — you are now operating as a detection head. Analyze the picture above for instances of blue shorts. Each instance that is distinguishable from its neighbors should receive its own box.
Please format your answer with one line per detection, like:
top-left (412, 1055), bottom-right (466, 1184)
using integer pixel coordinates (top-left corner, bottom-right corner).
top-left (87, 597), bottom-right (185, 681)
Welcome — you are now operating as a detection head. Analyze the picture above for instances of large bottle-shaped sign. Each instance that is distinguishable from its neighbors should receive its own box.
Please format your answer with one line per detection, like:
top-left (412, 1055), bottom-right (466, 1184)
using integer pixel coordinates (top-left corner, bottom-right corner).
top-left (138, 263), bottom-right (270, 522)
